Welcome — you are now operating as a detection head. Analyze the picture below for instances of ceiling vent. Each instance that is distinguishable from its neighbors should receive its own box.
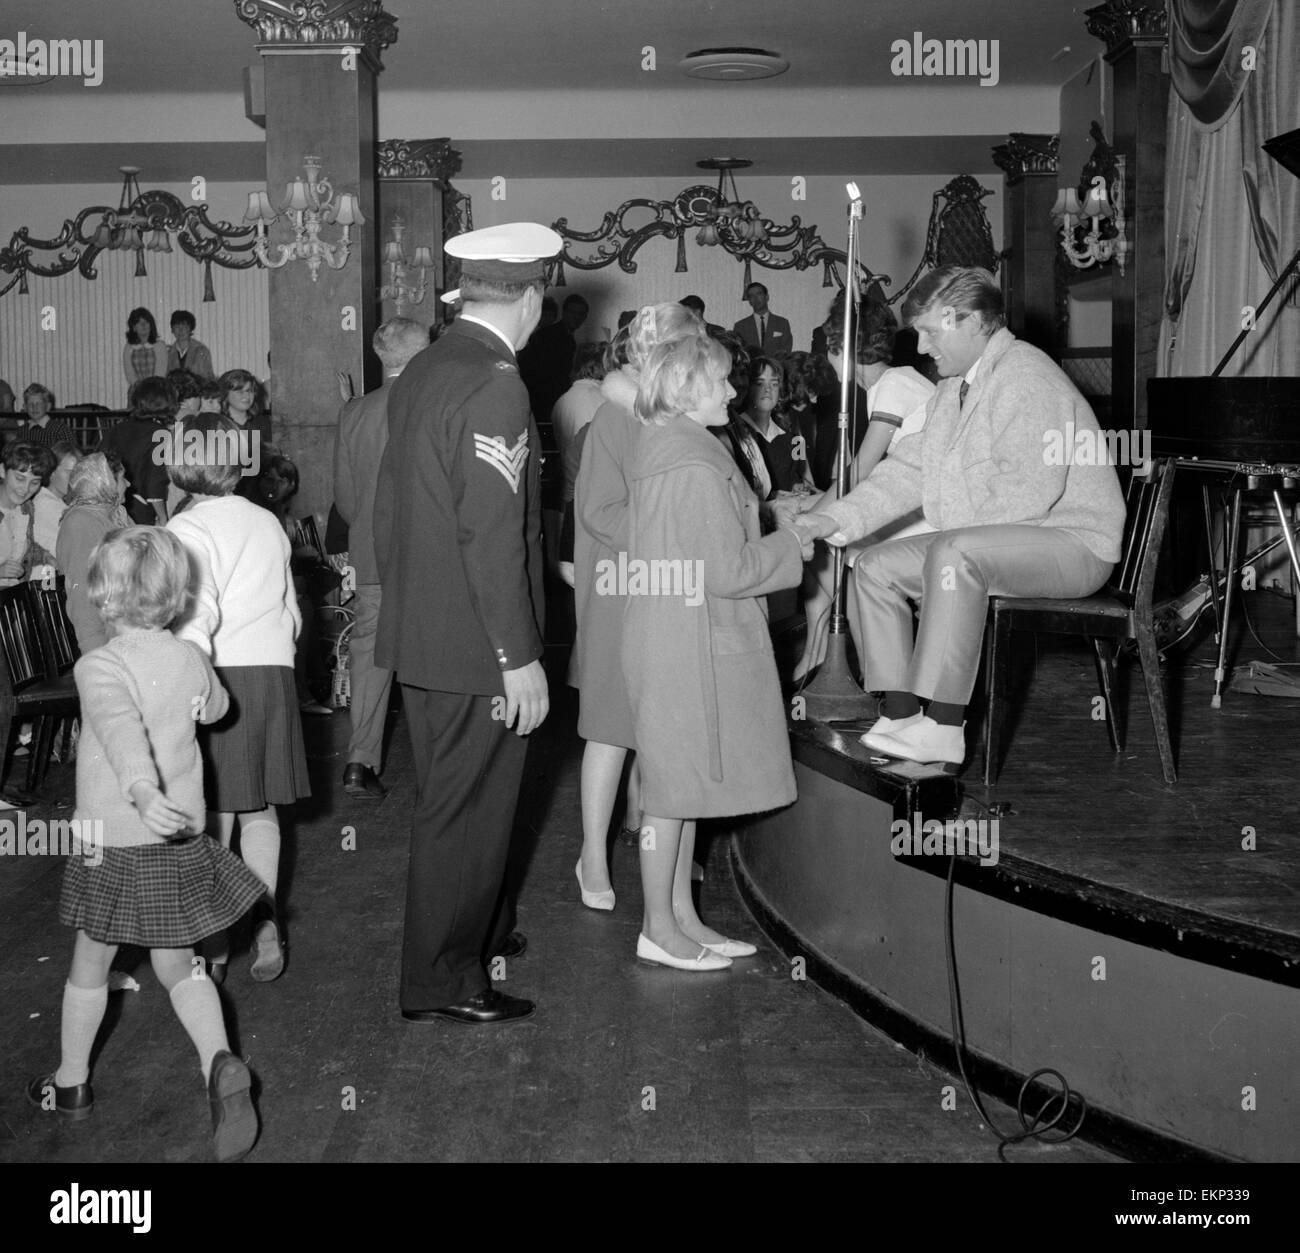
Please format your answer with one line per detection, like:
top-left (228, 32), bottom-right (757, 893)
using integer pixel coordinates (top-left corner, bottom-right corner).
top-left (679, 48), bottom-right (789, 81)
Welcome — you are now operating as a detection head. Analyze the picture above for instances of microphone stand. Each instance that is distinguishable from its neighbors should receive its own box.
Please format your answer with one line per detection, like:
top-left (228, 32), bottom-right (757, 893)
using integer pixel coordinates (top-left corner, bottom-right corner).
top-left (802, 192), bottom-right (876, 721)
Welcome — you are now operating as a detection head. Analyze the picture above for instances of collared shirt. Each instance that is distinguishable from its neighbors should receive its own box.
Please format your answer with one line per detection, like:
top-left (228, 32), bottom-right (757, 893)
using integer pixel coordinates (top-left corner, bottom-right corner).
top-left (457, 313), bottom-right (517, 358)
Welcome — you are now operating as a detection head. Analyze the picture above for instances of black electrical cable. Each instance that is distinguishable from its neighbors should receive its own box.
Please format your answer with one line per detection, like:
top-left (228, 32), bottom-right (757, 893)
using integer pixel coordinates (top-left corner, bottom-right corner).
top-left (942, 850), bottom-right (1089, 1161)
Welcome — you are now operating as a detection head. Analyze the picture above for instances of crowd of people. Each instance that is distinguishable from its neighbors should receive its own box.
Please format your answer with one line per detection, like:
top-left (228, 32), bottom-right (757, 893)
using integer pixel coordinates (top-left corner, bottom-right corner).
top-left (14, 228), bottom-right (1125, 1163)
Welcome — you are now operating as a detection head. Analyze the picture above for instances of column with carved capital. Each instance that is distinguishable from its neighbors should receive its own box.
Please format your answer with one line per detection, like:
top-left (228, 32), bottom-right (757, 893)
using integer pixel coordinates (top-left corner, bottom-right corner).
top-left (1085, 0), bottom-right (1169, 432)
top-left (375, 140), bottom-right (467, 325)
top-left (235, 0), bottom-right (396, 515)
top-left (993, 133), bottom-right (1060, 356)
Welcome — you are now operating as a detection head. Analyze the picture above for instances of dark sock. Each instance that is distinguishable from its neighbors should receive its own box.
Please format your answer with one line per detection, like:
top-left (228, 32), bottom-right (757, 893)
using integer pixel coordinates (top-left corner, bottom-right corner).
top-left (883, 691), bottom-right (921, 719)
top-left (927, 700), bottom-right (965, 727)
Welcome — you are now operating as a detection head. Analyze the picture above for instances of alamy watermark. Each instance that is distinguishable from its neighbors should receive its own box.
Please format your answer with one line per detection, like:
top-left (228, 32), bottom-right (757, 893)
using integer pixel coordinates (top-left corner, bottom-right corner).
top-left (595, 553), bottom-right (704, 607)
top-left (151, 427), bottom-right (261, 477)
top-left (890, 812), bottom-right (999, 867)
top-left (0, 813), bottom-right (104, 867)
top-left (1043, 422), bottom-right (1151, 468)
top-left (890, 33), bottom-right (999, 87)
top-left (0, 33), bottom-right (103, 86)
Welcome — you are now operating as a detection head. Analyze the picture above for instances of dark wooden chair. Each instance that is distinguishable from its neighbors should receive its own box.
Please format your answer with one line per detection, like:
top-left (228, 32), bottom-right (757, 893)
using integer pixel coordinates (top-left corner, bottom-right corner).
top-left (0, 583), bottom-right (79, 794)
top-left (982, 459), bottom-right (1177, 786)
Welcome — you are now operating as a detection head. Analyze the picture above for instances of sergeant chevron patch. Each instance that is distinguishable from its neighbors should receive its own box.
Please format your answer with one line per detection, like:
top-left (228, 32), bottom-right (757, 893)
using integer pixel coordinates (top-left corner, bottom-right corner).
top-left (473, 430), bottom-right (529, 493)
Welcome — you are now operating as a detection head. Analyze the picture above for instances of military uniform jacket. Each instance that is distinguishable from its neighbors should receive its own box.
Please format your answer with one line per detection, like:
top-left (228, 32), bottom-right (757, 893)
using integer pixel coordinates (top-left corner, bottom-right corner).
top-left (374, 318), bottom-right (545, 695)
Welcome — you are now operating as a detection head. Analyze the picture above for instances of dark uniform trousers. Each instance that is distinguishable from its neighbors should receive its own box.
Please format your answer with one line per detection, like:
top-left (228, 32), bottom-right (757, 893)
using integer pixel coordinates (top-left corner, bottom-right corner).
top-left (399, 685), bottom-right (527, 1009)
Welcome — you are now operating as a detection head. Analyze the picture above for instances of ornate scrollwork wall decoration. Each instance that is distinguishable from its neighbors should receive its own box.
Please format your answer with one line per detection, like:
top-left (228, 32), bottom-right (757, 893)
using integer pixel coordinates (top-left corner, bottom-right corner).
top-left (233, 0), bottom-right (398, 55)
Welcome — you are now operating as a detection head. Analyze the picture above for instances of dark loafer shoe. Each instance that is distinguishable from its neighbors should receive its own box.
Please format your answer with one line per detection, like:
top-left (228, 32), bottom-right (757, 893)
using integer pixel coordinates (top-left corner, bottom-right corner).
top-left (402, 989), bottom-right (535, 1025)
top-left (343, 763), bottom-right (387, 799)
top-left (494, 931), bottom-right (527, 960)
top-left (28, 1073), bottom-right (94, 1121)
top-left (208, 1050), bottom-right (258, 1163)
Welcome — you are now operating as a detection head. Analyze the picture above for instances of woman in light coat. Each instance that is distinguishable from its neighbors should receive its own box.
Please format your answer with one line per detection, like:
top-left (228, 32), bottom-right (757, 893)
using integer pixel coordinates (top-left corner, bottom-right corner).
top-left (623, 321), bottom-right (809, 972)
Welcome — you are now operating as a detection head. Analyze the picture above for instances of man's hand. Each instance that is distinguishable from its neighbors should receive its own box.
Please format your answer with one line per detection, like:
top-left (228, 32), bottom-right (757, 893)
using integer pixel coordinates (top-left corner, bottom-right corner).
top-left (501, 660), bottom-right (549, 736)
top-left (128, 781), bottom-right (193, 838)
top-left (0, 558), bottom-right (25, 581)
top-left (794, 513), bottom-right (846, 547)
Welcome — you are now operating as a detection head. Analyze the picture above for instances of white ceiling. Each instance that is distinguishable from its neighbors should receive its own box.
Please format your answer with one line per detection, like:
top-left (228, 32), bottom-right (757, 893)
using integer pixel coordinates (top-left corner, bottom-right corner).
top-left (2, 0), bottom-right (1096, 93)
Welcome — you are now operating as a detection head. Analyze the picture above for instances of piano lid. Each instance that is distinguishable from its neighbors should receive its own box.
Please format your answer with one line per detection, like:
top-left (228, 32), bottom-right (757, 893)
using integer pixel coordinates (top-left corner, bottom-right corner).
top-left (1148, 377), bottom-right (1300, 465)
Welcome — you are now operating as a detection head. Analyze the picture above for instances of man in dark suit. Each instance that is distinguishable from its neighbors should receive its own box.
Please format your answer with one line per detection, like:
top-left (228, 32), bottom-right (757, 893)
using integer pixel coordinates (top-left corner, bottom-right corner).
top-left (518, 291), bottom-right (588, 423)
top-left (333, 316), bottom-right (428, 800)
top-left (374, 222), bottom-right (559, 1026)
top-left (733, 281), bottom-right (793, 355)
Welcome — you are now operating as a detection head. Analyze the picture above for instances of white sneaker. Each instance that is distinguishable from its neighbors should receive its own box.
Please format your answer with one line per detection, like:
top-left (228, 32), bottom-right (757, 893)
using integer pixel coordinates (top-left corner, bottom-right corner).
top-left (865, 716), bottom-right (966, 767)
top-left (860, 711), bottom-right (924, 753)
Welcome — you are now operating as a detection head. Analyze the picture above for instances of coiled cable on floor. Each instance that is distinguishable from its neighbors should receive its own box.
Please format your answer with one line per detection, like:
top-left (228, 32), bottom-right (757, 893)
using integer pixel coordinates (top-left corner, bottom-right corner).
top-left (942, 849), bottom-right (1089, 1161)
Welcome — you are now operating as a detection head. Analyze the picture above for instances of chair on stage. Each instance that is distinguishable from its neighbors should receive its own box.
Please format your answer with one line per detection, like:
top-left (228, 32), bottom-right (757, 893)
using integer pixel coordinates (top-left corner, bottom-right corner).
top-left (0, 581), bottom-right (80, 796)
top-left (981, 458), bottom-right (1177, 786)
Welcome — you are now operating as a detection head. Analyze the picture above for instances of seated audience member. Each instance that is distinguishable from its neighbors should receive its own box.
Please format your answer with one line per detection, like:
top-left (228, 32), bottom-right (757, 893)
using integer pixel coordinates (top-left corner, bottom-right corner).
top-left (218, 369), bottom-right (274, 497)
top-left (197, 379), bottom-right (222, 413)
top-left (166, 309), bottom-right (215, 380)
top-left (169, 369), bottom-right (206, 419)
top-left (100, 375), bottom-right (177, 525)
top-left (794, 266), bottom-right (1126, 768)
top-left (0, 378), bottom-right (15, 412)
top-left (792, 299), bottom-right (936, 681)
top-left (553, 342), bottom-right (608, 508)
top-left (19, 383), bottom-right (75, 449)
top-left (254, 454), bottom-right (334, 716)
top-left (33, 440), bottom-right (80, 561)
top-left (56, 452), bottom-right (130, 652)
top-left (122, 307), bottom-right (170, 398)
top-left (0, 441), bottom-right (56, 587)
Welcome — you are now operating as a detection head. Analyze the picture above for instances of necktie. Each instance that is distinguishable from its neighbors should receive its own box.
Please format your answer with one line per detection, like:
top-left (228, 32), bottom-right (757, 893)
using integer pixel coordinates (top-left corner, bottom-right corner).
top-left (959, 380), bottom-right (970, 409)
top-left (758, 315), bottom-right (765, 345)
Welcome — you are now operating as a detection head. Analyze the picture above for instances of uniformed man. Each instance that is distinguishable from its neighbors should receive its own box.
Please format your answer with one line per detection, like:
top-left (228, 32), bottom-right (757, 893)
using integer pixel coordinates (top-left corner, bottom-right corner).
top-left (374, 222), bottom-right (559, 1025)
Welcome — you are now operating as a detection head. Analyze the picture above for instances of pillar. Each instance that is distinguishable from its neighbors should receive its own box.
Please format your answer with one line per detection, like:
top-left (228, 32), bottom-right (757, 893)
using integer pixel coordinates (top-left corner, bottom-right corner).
top-left (992, 133), bottom-right (1061, 357)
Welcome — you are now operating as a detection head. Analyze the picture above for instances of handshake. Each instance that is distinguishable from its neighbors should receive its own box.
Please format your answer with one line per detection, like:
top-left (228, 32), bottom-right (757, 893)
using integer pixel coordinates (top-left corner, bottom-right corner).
top-left (770, 495), bottom-right (845, 561)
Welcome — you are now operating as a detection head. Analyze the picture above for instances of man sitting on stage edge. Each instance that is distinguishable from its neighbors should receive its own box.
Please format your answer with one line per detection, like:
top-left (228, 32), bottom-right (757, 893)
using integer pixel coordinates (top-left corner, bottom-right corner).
top-left (794, 266), bottom-right (1126, 769)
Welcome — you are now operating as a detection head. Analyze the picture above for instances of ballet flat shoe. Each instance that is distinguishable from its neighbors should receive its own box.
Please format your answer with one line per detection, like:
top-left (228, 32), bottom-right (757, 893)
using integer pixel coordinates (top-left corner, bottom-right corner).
top-left (208, 1051), bottom-right (258, 1163)
top-left (27, 1073), bottom-right (94, 1121)
top-left (250, 919), bottom-right (286, 983)
top-left (576, 860), bottom-right (615, 911)
top-left (636, 933), bottom-right (731, 972)
top-left (701, 938), bottom-right (758, 958)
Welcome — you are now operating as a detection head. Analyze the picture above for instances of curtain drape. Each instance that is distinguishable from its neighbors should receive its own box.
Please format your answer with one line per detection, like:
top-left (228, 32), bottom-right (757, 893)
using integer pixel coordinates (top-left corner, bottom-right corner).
top-left (1168, 0), bottom-right (1275, 130)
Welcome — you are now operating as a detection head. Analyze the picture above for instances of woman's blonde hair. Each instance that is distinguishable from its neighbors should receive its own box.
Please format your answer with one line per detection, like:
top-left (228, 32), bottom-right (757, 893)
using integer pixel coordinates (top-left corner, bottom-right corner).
top-left (87, 526), bottom-right (191, 630)
top-left (66, 452), bottom-right (120, 508)
top-left (634, 332), bottom-right (732, 427)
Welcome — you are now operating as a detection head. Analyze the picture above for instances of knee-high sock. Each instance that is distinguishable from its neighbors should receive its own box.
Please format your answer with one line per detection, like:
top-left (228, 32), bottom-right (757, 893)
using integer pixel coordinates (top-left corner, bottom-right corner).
top-left (238, 811), bottom-right (280, 900)
top-left (169, 977), bottom-right (230, 1081)
top-left (55, 981), bottom-right (108, 1087)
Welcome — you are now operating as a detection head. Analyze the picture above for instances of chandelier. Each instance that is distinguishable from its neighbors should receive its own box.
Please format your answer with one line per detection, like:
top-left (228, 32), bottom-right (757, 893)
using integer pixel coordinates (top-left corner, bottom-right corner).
top-left (0, 166), bottom-right (260, 300)
top-left (378, 214), bottom-right (435, 313)
top-left (694, 158), bottom-right (768, 248)
top-left (244, 156), bottom-right (363, 282)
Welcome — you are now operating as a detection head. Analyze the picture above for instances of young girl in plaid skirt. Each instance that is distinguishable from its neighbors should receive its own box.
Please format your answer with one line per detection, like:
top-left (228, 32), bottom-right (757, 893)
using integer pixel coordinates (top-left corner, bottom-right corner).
top-left (27, 526), bottom-right (265, 1162)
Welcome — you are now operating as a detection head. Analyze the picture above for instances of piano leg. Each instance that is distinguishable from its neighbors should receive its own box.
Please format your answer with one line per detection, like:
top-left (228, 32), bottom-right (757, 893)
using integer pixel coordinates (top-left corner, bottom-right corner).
top-left (1270, 490), bottom-right (1300, 594)
top-left (1211, 487), bottom-right (1244, 710)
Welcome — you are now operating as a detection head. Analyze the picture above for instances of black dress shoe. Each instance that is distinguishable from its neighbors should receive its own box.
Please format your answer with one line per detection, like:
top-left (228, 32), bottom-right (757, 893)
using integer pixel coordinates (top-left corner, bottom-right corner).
top-left (402, 988), bottom-right (535, 1025)
top-left (494, 931), bottom-right (526, 959)
top-left (343, 763), bottom-right (387, 799)
top-left (27, 1073), bottom-right (94, 1121)
top-left (208, 1050), bottom-right (258, 1163)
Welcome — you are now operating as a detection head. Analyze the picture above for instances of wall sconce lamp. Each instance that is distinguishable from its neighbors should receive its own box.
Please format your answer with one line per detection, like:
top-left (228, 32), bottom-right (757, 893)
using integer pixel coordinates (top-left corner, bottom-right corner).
top-left (378, 215), bottom-right (434, 313)
top-left (1051, 154), bottom-right (1129, 276)
top-left (244, 155), bottom-right (363, 282)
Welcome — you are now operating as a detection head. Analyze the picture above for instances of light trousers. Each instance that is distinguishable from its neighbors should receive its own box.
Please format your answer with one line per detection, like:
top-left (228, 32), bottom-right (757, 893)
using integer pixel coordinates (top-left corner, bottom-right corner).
top-left (346, 584), bottom-right (394, 770)
top-left (851, 525), bottom-right (1113, 705)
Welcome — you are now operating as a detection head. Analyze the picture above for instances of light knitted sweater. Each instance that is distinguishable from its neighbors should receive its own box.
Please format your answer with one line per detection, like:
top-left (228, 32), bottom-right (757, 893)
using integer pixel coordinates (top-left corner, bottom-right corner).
top-left (822, 328), bottom-right (1126, 563)
top-left (167, 494), bottom-right (300, 668)
top-left (73, 630), bottom-right (228, 848)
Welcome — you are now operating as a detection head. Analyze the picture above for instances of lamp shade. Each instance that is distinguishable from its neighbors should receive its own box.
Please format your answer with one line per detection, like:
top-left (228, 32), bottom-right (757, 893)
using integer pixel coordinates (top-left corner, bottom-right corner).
top-left (91, 221), bottom-right (114, 249)
top-left (1050, 189), bottom-right (1069, 216)
top-left (333, 194), bottom-right (362, 227)
top-left (382, 240), bottom-right (404, 264)
top-left (1081, 187), bottom-right (1106, 217)
top-left (1062, 189), bottom-right (1083, 216)
top-left (244, 191), bottom-right (276, 224)
top-left (284, 180), bottom-right (311, 212)
top-left (412, 246), bottom-right (436, 269)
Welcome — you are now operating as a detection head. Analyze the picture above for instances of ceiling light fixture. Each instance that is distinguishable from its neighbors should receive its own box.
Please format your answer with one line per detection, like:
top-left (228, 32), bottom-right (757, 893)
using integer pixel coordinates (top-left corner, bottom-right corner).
top-left (679, 47), bottom-right (789, 80)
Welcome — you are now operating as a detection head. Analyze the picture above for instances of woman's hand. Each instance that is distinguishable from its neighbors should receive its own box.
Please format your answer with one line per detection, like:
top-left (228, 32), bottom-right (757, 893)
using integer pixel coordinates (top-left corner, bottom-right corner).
top-left (0, 558), bottom-right (25, 581)
top-left (128, 781), bottom-right (193, 838)
top-left (793, 513), bottom-right (846, 547)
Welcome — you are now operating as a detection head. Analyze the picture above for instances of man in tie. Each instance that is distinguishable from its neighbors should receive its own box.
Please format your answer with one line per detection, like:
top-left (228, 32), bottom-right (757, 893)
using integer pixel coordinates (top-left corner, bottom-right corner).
top-left (733, 282), bottom-right (792, 355)
top-left (793, 266), bottom-right (1125, 769)
top-left (375, 222), bottom-right (558, 1025)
